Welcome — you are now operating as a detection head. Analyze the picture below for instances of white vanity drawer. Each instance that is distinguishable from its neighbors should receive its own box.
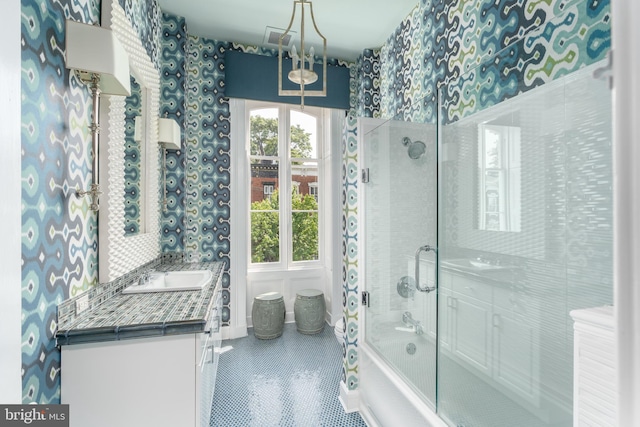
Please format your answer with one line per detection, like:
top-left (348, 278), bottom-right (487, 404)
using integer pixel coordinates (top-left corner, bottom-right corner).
top-left (452, 275), bottom-right (493, 303)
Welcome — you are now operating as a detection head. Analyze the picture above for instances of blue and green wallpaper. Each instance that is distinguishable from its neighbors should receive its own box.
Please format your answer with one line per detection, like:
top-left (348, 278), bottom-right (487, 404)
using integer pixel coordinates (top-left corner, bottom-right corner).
top-left (21, 0), bottom-right (99, 404)
top-left (183, 35), bottom-right (232, 324)
top-left (356, 0), bottom-right (610, 122)
top-left (160, 13), bottom-right (187, 254)
top-left (21, 0), bottom-right (161, 404)
top-left (124, 76), bottom-right (142, 235)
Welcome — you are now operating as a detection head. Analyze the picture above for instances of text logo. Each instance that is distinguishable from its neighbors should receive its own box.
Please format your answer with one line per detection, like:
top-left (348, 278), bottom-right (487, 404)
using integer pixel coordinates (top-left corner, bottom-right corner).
top-left (0, 405), bottom-right (69, 427)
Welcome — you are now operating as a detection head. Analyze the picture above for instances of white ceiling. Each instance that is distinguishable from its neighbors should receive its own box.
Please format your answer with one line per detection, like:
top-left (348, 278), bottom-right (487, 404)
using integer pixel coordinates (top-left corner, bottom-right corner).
top-left (157, 0), bottom-right (419, 61)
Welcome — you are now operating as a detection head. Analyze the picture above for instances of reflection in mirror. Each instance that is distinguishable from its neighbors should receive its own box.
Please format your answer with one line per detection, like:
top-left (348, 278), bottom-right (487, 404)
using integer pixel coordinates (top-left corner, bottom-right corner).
top-left (99, 0), bottom-right (160, 283)
top-left (477, 116), bottom-right (521, 232)
top-left (124, 74), bottom-right (145, 235)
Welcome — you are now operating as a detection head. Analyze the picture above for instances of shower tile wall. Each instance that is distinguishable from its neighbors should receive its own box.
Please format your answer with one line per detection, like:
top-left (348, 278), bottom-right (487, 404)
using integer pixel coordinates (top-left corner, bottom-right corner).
top-left (348, 0), bottom-right (611, 396)
top-left (20, 0), bottom-right (161, 404)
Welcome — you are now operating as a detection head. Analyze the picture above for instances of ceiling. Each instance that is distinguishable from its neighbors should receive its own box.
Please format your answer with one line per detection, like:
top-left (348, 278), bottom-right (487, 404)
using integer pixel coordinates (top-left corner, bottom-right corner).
top-left (157, 0), bottom-right (420, 61)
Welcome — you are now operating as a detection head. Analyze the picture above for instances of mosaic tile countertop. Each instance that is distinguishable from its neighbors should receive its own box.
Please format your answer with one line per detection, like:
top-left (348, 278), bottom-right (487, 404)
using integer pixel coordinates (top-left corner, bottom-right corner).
top-left (56, 261), bottom-right (224, 346)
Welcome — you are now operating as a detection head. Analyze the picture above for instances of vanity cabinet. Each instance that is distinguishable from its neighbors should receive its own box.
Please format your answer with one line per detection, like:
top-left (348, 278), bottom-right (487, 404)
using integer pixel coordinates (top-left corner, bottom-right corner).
top-left (448, 277), bottom-right (493, 377)
top-left (440, 270), bottom-right (541, 406)
top-left (61, 288), bottom-right (222, 427)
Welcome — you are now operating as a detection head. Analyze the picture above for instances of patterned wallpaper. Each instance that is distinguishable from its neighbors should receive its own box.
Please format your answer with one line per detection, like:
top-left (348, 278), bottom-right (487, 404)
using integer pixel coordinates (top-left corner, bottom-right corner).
top-left (184, 36), bottom-right (232, 324)
top-left (345, 0), bottom-right (611, 394)
top-left (356, 0), bottom-right (610, 123)
top-left (341, 115), bottom-right (360, 391)
top-left (117, 0), bottom-right (161, 70)
top-left (21, 0), bottom-right (162, 404)
top-left (355, 49), bottom-right (381, 118)
top-left (21, 0), bottom-right (99, 405)
top-left (123, 76), bottom-right (142, 235)
top-left (160, 13), bottom-right (187, 253)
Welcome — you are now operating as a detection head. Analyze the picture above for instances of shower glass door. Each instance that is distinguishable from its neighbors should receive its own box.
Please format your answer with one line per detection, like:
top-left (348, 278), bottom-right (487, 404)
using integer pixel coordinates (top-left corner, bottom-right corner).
top-left (437, 59), bottom-right (613, 426)
top-left (361, 118), bottom-right (438, 407)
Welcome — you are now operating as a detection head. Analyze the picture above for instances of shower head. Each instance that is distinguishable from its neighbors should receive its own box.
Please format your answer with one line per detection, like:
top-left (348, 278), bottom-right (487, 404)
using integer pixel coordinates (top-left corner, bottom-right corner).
top-left (401, 137), bottom-right (426, 159)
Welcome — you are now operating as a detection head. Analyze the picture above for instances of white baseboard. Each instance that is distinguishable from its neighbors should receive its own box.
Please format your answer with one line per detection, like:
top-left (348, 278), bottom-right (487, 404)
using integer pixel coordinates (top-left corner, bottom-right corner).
top-left (222, 324), bottom-right (247, 340)
top-left (339, 381), bottom-right (360, 414)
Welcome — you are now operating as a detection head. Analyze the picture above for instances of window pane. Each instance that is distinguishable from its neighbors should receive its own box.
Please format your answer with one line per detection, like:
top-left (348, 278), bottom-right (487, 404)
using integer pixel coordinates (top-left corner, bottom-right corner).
top-left (290, 110), bottom-right (317, 159)
top-left (292, 212), bottom-right (318, 262)
top-left (292, 159), bottom-right (318, 263)
top-left (291, 162), bottom-right (318, 203)
top-left (250, 108), bottom-right (279, 156)
top-left (251, 211), bottom-right (280, 263)
top-left (251, 159), bottom-right (280, 206)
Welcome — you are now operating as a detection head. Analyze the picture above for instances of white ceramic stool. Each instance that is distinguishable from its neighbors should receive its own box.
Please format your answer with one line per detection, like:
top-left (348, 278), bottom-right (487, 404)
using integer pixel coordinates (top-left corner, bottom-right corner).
top-left (294, 289), bottom-right (325, 335)
top-left (252, 292), bottom-right (285, 339)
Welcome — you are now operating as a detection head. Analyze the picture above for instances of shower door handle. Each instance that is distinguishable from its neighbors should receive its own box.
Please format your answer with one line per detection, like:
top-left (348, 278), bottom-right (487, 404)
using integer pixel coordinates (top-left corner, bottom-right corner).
top-left (415, 245), bottom-right (437, 293)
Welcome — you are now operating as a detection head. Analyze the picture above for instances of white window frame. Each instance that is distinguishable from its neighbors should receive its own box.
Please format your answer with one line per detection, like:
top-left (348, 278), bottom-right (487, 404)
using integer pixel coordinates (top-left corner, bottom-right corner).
top-left (246, 100), bottom-right (324, 270)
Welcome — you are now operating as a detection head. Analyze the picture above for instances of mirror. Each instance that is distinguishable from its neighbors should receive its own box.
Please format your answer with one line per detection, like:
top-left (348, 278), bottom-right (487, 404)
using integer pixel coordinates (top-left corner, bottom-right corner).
top-left (98, 0), bottom-right (161, 283)
top-left (123, 73), bottom-right (146, 235)
top-left (477, 117), bottom-right (521, 232)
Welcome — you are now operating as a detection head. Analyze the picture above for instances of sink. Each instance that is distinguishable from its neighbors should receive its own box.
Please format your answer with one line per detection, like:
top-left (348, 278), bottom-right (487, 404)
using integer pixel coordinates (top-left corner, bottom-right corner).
top-left (441, 258), bottom-right (509, 272)
top-left (122, 270), bottom-right (212, 294)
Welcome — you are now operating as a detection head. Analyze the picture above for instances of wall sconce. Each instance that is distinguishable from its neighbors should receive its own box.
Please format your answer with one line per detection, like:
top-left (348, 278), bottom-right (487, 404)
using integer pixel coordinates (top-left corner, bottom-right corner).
top-left (158, 117), bottom-right (181, 213)
top-left (278, 0), bottom-right (327, 109)
top-left (65, 20), bottom-right (130, 212)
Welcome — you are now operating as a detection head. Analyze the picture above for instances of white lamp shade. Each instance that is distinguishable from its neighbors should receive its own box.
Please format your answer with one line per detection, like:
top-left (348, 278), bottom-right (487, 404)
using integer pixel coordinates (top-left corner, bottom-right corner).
top-left (158, 118), bottom-right (181, 150)
top-left (65, 20), bottom-right (131, 96)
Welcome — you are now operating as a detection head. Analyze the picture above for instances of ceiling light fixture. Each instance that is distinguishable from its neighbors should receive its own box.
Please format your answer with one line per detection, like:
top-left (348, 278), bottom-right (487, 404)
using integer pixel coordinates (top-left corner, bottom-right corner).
top-left (278, 0), bottom-right (327, 109)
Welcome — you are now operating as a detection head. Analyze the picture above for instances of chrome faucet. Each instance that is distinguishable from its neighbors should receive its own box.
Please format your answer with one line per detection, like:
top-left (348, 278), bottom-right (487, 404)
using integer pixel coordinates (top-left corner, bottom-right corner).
top-left (138, 271), bottom-right (152, 286)
top-left (402, 311), bottom-right (424, 335)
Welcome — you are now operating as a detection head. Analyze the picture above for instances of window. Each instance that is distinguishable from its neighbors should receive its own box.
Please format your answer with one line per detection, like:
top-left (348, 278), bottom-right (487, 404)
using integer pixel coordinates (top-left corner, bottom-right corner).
top-left (248, 102), bottom-right (323, 266)
top-left (263, 183), bottom-right (275, 199)
top-left (477, 123), bottom-right (521, 232)
top-left (308, 183), bottom-right (318, 201)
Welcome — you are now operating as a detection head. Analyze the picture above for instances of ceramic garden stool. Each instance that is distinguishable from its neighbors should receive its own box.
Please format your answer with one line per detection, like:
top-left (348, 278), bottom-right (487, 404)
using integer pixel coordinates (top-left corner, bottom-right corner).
top-left (294, 289), bottom-right (326, 335)
top-left (252, 292), bottom-right (285, 339)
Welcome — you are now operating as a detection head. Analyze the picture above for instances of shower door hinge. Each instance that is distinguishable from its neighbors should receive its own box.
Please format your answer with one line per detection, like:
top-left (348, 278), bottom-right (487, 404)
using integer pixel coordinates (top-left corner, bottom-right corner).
top-left (361, 291), bottom-right (370, 308)
top-left (361, 168), bottom-right (370, 183)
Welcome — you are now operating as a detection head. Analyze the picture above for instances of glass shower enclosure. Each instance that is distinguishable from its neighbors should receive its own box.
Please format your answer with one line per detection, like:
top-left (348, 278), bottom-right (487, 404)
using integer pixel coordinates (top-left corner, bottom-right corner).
top-left (361, 119), bottom-right (439, 408)
top-left (360, 58), bottom-right (613, 426)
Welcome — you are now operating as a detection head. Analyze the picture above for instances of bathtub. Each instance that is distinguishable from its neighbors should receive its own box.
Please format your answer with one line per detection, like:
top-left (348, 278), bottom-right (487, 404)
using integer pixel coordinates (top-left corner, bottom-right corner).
top-left (357, 327), bottom-right (447, 427)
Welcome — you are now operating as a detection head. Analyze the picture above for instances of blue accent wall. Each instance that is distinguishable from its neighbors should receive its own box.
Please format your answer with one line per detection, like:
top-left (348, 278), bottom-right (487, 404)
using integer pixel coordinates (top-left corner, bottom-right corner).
top-left (225, 50), bottom-right (351, 109)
